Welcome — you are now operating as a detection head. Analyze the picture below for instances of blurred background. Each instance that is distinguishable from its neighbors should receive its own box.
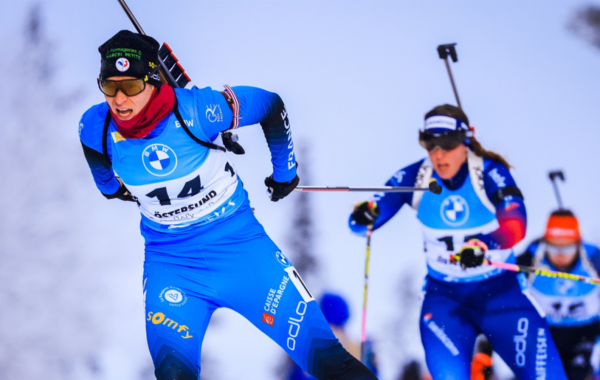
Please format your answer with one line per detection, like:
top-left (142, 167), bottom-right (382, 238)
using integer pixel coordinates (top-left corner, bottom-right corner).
top-left (1, 0), bottom-right (599, 379)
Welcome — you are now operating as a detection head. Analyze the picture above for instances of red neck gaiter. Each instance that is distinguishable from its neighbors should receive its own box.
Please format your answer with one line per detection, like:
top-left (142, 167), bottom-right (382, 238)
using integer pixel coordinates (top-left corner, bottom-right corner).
top-left (111, 84), bottom-right (175, 139)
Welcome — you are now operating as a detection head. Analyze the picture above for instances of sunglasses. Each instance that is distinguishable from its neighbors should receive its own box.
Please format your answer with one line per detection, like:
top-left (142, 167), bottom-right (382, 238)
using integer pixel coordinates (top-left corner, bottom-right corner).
top-left (546, 244), bottom-right (578, 256)
top-left (97, 78), bottom-right (146, 97)
top-left (419, 131), bottom-right (468, 152)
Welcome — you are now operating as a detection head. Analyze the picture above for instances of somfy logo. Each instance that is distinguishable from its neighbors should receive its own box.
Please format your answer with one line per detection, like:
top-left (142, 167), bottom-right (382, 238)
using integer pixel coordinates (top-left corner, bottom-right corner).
top-left (147, 311), bottom-right (192, 339)
top-left (514, 318), bottom-right (529, 367)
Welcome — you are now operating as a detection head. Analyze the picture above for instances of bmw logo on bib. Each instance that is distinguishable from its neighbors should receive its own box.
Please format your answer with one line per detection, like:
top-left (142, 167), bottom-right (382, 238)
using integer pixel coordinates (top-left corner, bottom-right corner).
top-left (273, 250), bottom-right (291, 267)
top-left (142, 144), bottom-right (178, 177)
top-left (554, 278), bottom-right (576, 295)
top-left (440, 195), bottom-right (469, 226)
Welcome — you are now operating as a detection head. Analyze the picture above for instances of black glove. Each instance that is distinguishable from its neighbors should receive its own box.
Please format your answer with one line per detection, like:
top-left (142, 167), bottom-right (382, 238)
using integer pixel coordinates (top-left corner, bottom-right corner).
top-left (457, 239), bottom-right (488, 269)
top-left (351, 201), bottom-right (380, 226)
top-left (103, 177), bottom-right (137, 202)
top-left (264, 174), bottom-right (300, 202)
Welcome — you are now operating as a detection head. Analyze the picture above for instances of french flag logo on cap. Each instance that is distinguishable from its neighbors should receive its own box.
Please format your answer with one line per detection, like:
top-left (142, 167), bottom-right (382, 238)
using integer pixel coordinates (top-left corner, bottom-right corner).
top-left (116, 58), bottom-right (130, 72)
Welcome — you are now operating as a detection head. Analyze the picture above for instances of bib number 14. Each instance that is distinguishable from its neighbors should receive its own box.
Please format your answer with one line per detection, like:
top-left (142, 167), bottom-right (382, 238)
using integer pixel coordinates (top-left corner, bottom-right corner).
top-left (146, 162), bottom-right (235, 206)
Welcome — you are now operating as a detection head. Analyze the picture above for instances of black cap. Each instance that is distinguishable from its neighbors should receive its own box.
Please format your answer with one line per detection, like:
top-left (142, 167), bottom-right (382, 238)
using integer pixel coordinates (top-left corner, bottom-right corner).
top-left (98, 30), bottom-right (162, 87)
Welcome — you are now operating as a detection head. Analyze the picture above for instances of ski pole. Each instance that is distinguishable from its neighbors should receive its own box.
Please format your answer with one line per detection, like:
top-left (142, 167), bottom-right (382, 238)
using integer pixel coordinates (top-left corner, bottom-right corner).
top-left (486, 260), bottom-right (600, 285)
top-left (437, 43), bottom-right (463, 110)
top-left (294, 179), bottom-right (443, 194)
top-left (450, 254), bottom-right (600, 285)
top-left (548, 170), bottom-right (566, 209)
top-left (360, 224), bottom-right (373, 363)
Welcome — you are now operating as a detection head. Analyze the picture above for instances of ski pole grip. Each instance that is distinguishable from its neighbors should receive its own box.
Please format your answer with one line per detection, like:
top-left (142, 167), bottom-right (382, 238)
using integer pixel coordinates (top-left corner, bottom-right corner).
top-left (437, 43), bottom-right (458, 62)
top-left (548, 170), bottom-right (565, 182)
top-left (428, 179), bottom-right (443, 195)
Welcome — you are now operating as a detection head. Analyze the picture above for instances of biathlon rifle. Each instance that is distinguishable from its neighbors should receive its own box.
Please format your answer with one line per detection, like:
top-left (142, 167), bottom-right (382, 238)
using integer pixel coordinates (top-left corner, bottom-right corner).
top-left (548, 170), bottom-right (566, 209)
top-left (116, 0), bottom-right (245, 154)
top-left (437, 43), bottom-right (463, 111)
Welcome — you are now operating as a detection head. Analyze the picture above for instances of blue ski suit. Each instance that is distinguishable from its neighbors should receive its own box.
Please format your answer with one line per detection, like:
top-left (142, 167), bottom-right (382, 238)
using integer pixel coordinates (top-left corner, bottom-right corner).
top-left (349, 152), bottom-right (567, 380)
top-left (519, 240), bottom-right (600, 380)
top-left (80, 85), bottom-right (376, 380)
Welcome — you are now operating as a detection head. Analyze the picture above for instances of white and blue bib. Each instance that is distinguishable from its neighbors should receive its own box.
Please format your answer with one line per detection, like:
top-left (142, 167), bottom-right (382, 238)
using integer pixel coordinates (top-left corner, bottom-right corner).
top-left (108, 95), bottom-right (243, 231)
top-left (413, 152), bottom-right (514, 282)
top-left (529, 244), bottom-right (600, 326)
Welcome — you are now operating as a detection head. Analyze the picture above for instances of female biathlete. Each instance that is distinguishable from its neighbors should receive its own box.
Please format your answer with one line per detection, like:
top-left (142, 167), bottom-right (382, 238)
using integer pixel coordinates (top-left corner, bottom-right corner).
top-left (79, 30), bottom-right (377, 380)
top-left (348, 104), bottom-right (567, 379)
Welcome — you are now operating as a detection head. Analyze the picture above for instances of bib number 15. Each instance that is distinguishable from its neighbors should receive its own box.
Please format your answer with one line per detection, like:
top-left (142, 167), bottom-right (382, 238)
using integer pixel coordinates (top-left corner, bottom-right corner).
top-left (146, 162), bottom-right (235, 206)
top-left (437, 234), bottom-right (479, 251)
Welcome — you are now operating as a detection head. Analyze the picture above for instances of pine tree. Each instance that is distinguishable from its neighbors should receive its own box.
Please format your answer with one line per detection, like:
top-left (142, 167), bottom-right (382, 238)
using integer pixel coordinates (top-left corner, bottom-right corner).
top-left (569, 5), bottom-right (600, 50)
top-left (0, 5), bottom-right (104, 379)
top-left (285, 143), bottom-right (319, 282)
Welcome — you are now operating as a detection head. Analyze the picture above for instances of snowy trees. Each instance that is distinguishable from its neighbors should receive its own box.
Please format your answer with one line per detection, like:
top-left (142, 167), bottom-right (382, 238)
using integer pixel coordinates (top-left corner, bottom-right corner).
top-left (0, 5), bottom-right (148, 379)
top-left (285, 144), bottom-right (319, 283)
top-left (569, 5), bottom-right (600, 50)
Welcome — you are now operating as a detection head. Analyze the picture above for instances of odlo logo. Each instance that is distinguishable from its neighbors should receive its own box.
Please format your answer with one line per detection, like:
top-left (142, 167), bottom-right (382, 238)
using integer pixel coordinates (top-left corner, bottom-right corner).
top-left (514, 318), bottom-right (529, 367)
top-left (287, 301), bottom-right (307, 351)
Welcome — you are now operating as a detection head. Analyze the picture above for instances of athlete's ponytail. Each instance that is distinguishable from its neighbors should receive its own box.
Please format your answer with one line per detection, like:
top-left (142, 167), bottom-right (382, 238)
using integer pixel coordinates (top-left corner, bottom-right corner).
top-left (467, 139), bottom-right (512, 169)
top-left (424, 104), bottom-right (512, 169)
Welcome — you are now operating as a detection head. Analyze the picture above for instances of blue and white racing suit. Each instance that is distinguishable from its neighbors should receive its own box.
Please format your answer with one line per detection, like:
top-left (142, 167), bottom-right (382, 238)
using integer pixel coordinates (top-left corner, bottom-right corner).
top-left (349, 151), bottom-right (567, 380)
top-left (80, 86), bottom-right (373, 380)
top-left (519, 240), bottom-right (600, 380)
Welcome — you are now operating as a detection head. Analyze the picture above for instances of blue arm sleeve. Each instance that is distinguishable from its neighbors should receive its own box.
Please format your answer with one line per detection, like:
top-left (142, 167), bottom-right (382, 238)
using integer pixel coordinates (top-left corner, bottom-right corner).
top-left (193, 88), bottom-right (234, 140)
top-left (348, 160), bottom-right (423, 236)
top-left (482, 161), bottom-right (518, 201)
top-left (476, 161), bottom-right (527, 250)
top-left (78, 107), bottom-right (120, 196)
top-left (584, 243), bottom-right (600, 272)
top-left (81, 142), bottom-right (120, 195)
top-left (200, 86), bottom-right (297, 182)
